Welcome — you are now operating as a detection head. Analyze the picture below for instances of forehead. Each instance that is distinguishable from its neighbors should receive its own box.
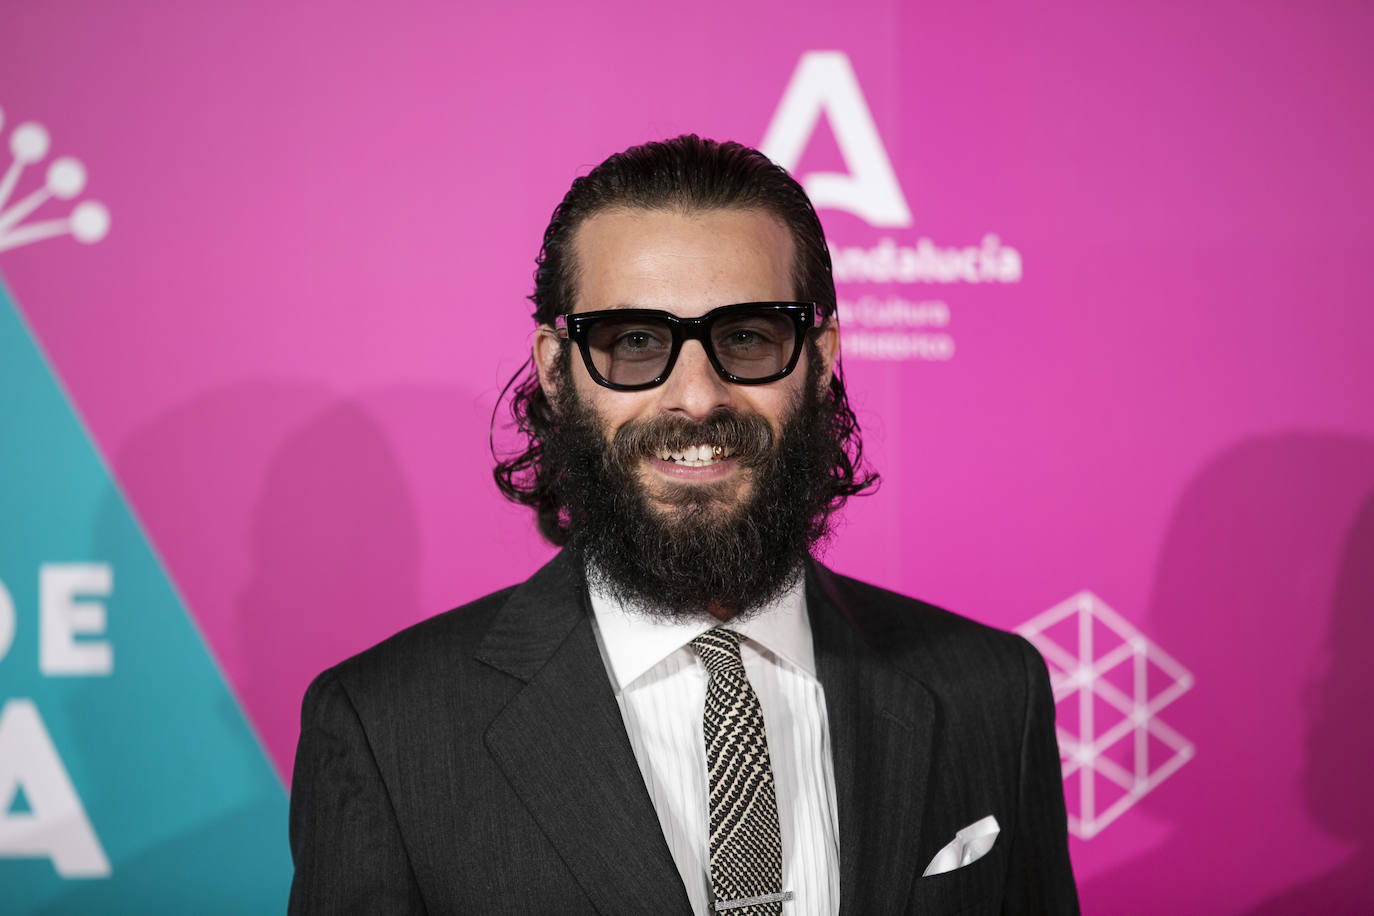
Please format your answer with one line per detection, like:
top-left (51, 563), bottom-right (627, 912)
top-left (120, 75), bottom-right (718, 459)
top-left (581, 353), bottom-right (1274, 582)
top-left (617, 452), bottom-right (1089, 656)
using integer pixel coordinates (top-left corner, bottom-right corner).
top-left (569, 207), bottom-right (795, 315)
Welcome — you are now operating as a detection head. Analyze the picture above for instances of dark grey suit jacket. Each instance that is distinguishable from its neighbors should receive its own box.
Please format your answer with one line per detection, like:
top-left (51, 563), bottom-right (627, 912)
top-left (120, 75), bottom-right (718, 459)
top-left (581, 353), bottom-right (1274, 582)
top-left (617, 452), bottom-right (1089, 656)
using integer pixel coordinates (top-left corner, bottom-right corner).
top-left (288, 552), bottom-right (1078, 914)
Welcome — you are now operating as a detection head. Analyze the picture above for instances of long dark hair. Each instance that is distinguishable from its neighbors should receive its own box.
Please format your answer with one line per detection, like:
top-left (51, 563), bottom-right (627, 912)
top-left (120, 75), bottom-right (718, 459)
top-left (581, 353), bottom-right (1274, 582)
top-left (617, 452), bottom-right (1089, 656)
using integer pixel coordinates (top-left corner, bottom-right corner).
top-left (492, 135), bottom-right (876, 544)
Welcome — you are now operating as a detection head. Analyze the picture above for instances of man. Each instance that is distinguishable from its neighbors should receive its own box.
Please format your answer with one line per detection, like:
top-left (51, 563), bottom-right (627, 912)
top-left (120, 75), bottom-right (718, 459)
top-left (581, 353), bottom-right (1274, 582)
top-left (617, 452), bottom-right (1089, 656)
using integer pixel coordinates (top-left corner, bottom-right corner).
top-left (289, 135), bottom-right (1078, 914)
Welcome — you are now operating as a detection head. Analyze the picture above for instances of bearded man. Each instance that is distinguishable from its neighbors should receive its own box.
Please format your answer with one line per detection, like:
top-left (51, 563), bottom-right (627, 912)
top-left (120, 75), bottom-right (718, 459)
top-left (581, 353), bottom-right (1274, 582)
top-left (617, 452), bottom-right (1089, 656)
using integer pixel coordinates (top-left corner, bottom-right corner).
top-left (288, 136), bottom-right (1078, 915)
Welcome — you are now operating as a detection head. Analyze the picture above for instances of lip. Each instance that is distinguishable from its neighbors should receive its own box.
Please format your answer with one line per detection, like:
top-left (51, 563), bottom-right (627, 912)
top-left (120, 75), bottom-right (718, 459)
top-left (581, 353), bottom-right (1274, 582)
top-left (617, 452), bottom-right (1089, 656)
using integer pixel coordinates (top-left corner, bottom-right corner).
top-left (648, 455), bottom-right (740, 481)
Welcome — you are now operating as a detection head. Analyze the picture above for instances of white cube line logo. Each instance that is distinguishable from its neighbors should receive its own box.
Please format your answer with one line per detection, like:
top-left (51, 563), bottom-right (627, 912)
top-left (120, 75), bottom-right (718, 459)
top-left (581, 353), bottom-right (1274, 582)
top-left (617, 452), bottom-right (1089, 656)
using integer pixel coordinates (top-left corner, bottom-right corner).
top-left (1017, 591), bottom-right (1195, 840)
top-left (0, 105), bottom-right (109, 254)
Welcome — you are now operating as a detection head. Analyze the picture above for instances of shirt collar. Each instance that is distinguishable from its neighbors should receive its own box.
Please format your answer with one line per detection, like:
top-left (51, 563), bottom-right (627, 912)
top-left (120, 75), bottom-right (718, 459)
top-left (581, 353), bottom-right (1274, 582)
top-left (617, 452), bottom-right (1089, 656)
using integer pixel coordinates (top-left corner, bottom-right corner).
top-left (587, 573), bottom-right (814, 694)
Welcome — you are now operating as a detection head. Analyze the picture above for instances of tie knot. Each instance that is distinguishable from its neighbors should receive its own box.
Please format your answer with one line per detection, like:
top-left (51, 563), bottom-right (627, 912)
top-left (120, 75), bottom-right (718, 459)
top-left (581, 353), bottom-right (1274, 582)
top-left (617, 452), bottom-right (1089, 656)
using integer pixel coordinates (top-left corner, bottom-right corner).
top-left (690, 627), bottom-right (746, 676)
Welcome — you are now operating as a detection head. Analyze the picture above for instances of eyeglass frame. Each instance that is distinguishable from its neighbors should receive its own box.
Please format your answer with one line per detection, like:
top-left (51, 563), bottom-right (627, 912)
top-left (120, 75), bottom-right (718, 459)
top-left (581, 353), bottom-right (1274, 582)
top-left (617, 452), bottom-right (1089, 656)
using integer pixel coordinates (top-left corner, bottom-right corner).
top-left (552, 300), bottom-right (832, 391)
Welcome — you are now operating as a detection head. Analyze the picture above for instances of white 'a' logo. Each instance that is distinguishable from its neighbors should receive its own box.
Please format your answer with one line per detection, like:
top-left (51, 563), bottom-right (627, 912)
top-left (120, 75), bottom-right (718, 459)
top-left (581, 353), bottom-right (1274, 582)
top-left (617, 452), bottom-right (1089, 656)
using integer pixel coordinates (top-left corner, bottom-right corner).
top-left (0, 699), bottom-right (110, 877)
top-left (760, 51), bottom-right (912, 228)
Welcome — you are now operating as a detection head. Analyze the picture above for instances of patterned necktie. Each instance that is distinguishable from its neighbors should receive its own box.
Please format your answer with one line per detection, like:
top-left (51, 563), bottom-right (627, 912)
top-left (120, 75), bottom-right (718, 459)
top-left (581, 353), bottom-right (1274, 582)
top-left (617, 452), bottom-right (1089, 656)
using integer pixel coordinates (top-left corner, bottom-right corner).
top-left (690, 628), bottom-right (789, 914)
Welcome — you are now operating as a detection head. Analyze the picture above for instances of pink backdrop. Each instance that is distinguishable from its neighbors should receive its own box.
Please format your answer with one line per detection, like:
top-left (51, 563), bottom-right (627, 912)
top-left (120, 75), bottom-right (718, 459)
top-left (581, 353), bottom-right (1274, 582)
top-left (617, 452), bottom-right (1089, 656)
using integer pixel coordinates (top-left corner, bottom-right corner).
top-left (3, 1), bottom-right (1372, 910)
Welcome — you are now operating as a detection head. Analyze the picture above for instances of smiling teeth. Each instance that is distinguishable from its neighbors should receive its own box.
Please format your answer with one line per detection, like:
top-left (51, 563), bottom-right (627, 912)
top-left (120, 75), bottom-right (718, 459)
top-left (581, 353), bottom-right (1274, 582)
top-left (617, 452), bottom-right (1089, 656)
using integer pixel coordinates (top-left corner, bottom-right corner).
top-left (657, 443), bottom-right (733, 466)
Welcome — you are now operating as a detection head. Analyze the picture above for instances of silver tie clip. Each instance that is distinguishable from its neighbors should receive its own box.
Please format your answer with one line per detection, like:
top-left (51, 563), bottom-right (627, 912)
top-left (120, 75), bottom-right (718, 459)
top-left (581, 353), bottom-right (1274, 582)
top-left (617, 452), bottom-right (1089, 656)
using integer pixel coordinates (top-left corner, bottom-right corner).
top-left (714, 890), bottom-right (794, 911)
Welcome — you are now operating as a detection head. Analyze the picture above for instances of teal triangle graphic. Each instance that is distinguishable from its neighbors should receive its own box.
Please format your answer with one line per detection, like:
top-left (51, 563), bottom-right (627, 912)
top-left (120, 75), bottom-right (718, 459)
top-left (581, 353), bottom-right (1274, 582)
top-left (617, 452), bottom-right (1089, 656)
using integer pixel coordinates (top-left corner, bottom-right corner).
top-left (7, 785), bottom-right (32, 815)
top-left (0, 277), bottom-right (291, 912)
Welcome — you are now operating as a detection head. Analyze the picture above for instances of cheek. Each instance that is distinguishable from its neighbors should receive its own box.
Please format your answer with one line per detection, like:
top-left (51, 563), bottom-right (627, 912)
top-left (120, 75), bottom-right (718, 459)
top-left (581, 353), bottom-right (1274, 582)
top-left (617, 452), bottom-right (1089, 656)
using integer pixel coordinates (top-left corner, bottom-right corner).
top-left (737, 385), bottom-right (802, 436)
top-left (576, 376), bottom-right (653, 438)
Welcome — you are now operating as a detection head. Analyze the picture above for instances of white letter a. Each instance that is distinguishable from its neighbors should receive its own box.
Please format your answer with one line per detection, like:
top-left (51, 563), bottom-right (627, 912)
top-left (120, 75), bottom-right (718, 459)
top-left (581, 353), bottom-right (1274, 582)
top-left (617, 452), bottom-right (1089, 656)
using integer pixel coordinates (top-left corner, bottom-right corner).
top-left (0, 699), bottom-right (111, 877)
top-left (761, 51), bottom-right (913, 228)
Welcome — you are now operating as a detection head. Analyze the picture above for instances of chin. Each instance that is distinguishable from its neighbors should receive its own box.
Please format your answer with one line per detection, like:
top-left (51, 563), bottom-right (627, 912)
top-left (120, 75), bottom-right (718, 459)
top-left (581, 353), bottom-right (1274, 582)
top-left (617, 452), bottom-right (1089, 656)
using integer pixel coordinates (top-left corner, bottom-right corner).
top-left (649, 500), bottom-right (745, 528)
top-left (642, 475), bottom-right (754, 516)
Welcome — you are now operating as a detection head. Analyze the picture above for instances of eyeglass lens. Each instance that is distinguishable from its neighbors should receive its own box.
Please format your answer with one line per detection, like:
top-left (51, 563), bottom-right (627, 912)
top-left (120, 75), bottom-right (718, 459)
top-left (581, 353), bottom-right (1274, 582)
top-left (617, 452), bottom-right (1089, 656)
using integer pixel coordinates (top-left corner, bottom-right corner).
top-left (583, 308), bottom-right (797, 386)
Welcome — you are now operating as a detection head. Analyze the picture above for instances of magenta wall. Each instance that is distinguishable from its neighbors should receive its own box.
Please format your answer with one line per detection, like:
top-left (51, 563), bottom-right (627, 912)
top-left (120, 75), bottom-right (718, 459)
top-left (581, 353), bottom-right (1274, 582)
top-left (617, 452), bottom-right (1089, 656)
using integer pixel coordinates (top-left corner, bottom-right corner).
top-left (3, 1), bottom-right (1372, 910)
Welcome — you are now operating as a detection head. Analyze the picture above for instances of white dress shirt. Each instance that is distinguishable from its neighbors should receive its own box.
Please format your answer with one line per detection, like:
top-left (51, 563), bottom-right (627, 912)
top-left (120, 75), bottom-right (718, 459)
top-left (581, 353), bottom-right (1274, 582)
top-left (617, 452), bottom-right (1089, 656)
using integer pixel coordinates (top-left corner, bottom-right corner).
top-left (588, 577), bottom-right (841, 916)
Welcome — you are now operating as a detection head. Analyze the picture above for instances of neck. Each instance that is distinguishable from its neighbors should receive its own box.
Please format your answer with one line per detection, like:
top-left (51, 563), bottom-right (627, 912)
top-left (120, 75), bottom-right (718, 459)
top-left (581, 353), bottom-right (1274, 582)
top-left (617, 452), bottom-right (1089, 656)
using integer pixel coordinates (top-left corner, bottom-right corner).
top-left (706, 601), bottom-right (736, 623)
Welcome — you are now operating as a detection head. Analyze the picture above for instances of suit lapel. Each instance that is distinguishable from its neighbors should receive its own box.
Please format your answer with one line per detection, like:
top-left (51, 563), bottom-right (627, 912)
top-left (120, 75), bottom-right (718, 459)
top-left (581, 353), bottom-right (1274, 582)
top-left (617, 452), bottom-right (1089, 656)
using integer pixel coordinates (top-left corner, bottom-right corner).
top-left (808, 563), bottom-right (936, 916)
top-left (477, 553), bottom-right (693, 916)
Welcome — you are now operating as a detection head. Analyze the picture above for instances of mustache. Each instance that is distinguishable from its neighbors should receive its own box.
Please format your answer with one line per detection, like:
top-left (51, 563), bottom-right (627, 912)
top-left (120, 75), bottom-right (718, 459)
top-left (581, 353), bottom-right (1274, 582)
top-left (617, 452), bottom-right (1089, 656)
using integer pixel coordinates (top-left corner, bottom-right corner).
top-left (605, 409), bottom-right (775, 472)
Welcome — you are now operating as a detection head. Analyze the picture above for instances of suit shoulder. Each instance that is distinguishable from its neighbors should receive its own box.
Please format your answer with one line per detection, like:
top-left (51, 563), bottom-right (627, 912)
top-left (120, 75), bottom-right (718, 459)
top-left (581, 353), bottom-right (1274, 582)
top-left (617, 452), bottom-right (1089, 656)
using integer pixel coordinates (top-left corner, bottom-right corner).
top-left (812, 563), bottom-right (1039, 682)
top-left (309, 581), bottom-right (520, 701)
top-left (815, 564), bottom-right (1021, 644)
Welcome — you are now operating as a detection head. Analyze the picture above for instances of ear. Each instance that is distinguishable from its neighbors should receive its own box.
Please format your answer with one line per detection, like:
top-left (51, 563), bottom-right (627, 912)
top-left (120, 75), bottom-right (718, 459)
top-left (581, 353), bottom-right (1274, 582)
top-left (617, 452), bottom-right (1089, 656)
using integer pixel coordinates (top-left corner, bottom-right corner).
top-left (813, 316), bottom-right (840, 392)
top-left (533, 325), bottom-right (565, 400)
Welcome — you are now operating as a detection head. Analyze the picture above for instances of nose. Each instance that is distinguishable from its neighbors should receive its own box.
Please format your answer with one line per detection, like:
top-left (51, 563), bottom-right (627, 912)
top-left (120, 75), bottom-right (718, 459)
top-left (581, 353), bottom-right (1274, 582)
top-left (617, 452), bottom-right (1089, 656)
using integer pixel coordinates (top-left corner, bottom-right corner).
top-left (657, 339), bottom-right (732, 420)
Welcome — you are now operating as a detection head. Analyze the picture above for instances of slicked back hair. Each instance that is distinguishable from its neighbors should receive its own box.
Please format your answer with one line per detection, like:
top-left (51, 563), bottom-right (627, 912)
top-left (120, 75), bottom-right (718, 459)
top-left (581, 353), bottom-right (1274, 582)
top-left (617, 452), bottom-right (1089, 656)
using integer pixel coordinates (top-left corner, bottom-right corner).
top-left (492, 134), bottom-right (876, 544)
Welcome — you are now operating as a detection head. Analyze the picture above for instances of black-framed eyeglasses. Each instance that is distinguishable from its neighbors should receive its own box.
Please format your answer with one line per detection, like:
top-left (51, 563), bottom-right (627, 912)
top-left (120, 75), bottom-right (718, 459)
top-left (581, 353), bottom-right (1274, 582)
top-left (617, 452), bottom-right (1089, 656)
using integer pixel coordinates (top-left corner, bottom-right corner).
top-left (554, 301), bottom-right (830, 391)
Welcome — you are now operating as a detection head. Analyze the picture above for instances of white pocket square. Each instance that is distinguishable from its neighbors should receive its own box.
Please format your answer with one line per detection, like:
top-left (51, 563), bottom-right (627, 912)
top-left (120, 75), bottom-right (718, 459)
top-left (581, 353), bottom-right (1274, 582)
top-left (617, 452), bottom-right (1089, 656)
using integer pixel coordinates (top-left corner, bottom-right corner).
top-left (921, 815), bottom-right (1000, 877)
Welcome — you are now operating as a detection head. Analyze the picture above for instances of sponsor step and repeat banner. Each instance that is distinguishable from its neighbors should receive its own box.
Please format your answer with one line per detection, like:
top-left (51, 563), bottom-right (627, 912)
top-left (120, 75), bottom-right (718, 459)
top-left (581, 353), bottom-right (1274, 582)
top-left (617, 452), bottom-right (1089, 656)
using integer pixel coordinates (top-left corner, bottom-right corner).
top-left (2, 3), bottom-right (1371, 912)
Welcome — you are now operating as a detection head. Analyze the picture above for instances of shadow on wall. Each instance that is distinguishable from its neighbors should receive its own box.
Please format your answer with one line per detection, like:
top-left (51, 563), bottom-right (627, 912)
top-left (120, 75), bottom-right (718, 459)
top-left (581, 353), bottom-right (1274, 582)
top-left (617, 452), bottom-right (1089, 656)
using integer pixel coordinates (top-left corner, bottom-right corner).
top-left (1245, 489), bottom-right (1374, 912)
top-left (107, 384), bottom-right (419, 786)
top-left (236, 398), bottom-right (422, 783)
top-left (1078, 433), bottom-right (1374, 914)
top-left (109, 379), bottom-right (543, 782)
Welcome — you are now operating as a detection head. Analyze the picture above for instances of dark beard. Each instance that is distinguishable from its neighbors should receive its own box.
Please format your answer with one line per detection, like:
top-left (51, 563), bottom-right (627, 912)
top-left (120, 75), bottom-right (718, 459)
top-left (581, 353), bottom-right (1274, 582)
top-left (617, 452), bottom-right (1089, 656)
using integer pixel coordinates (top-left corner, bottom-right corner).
top-left (546, 357), bottom-right (837, 621)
